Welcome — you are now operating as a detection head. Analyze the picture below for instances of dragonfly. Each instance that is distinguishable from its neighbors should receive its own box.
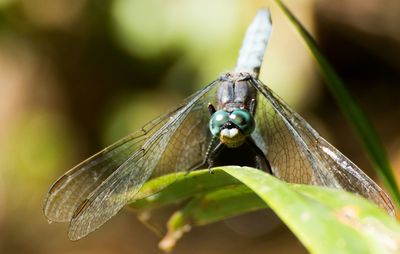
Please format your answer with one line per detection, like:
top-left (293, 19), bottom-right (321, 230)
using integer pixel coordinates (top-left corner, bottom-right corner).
top-left (44, 9), bottom-right (394, 241)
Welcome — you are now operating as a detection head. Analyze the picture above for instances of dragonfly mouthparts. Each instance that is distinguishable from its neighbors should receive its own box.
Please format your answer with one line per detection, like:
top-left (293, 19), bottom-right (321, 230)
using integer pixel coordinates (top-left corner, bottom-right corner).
top-left (220, 127), bottom-right (246, 148)
top-left (221, 128), bottom-right (239, 138)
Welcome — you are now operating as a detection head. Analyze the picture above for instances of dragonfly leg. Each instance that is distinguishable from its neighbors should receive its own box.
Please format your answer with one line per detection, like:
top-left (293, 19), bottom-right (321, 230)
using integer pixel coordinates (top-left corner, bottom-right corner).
top-left (249, 98), bottom-right (257, 115)
top-left (186, 135), bottom-right (222, 175)
top-left (185, 160), bottom-right (207, 175)
top-left (205, 142), bottom-right (225, 174)
top-left (201, 135), bottom-right (225, 174)
top-left (245, 137), bottom-right (273, 175)
top-left (208, 103), bottom-right (216, 115)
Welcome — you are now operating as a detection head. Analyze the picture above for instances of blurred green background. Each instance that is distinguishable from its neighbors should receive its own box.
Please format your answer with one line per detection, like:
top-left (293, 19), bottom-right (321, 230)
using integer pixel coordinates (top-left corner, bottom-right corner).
top-left (1, 0), bottom-right (400, 253)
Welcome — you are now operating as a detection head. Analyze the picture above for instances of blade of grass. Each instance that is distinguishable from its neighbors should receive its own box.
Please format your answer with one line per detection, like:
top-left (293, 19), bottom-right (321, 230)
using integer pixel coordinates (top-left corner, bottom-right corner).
top-left (222, 166), bottom-right (400, 254)
top-left (273, 0), bottom-right (400, 207)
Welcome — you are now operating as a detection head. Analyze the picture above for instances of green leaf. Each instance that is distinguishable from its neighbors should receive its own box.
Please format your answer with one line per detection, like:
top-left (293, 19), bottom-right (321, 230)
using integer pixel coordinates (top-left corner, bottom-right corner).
top-left (130, 168), bottom-right (267, 252)
top-left (222, 166), bottom-right (400, 254)
top-left (130, 167), bottom-right (400, 253)
top-left (177, 185), bottom-right (266, 225)
top-left (273, 0), bottom-right (400, 208)
top-left (130, 168), bottom-right (240, 210)
top-left (158, 184), bottom-right (267, 252)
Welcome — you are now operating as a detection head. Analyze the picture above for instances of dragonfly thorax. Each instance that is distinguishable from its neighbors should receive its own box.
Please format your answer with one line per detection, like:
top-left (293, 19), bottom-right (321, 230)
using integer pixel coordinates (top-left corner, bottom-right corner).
top-left (217, 72), bottom-right (257, 113)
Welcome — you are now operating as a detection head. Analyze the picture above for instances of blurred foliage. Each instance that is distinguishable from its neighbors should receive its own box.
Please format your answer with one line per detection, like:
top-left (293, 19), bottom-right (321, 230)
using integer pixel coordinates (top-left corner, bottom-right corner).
top-left (0, 0), bottom-right (399, 254)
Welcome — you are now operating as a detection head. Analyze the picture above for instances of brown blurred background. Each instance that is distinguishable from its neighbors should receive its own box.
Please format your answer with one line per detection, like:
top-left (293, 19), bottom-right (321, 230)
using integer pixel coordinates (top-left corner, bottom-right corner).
top-left (0, 0), bottom-right (399, 253)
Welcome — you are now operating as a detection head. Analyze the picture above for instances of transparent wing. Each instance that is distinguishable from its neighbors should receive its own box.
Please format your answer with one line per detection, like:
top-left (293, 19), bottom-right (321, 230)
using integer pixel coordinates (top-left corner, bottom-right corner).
top-left (65, 79), bottom-right (219, 240)
top-left (43, 107), bottom-right (184, 223)
top-left (250, 78), bottom-right (394, 214)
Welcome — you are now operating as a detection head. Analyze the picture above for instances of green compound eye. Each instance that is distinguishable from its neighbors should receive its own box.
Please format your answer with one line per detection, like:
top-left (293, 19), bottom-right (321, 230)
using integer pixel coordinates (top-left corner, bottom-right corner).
top-left (209, 110), bottom-right (229, 136)
top-left (229, 109), bottom-right (255, 135)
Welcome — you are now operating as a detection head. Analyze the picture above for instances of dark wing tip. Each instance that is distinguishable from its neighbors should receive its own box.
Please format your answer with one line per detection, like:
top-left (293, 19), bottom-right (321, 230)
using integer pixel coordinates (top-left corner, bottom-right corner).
top-left (379, 190), bottom-right (395, 216)
top-left (72, 199), bottom-right (90, 219)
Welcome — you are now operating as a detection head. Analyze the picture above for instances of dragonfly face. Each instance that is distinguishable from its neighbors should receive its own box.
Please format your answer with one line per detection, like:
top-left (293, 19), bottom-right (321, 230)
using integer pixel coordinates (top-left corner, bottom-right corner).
top-left (210, 73), bottom-right (256, 148)
top-left (43, 9), bottom-right (394, 242)
top-left (209, 109), bottom-right (255, 147)
top-left (204, 72), bottom-right (270, 172)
